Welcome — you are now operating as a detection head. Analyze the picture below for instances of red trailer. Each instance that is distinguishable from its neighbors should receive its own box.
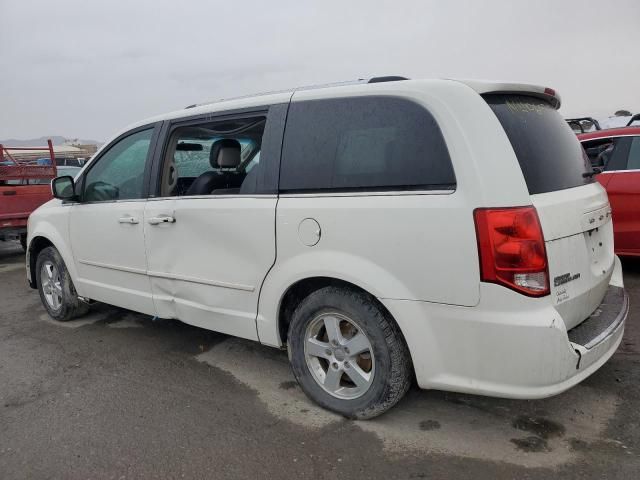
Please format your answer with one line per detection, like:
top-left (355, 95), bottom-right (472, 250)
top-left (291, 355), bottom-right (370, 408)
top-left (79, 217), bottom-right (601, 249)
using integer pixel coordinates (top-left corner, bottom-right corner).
top-left (0, 140), bottom-right (57, 250)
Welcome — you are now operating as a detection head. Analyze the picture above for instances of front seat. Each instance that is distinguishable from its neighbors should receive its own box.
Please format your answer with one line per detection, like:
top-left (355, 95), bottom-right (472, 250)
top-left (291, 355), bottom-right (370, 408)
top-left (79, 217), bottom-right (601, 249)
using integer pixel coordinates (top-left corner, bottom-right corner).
top-left (185, 139), bottom-right (242, 196)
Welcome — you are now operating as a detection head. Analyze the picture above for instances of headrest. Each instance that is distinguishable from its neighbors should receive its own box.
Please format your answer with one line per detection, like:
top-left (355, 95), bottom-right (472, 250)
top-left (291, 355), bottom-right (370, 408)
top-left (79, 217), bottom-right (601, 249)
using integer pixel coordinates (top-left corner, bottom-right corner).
top-left (210, 139), bottom-right (241, 168)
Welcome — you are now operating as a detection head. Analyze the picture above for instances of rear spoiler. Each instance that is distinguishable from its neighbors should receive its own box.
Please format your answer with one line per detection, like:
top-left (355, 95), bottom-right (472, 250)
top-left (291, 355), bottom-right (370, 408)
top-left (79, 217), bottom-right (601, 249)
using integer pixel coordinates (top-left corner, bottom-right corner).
top-left (566, 117), bottom-right (602, 134)
top-left (454, 80), bottom-right (562, 109)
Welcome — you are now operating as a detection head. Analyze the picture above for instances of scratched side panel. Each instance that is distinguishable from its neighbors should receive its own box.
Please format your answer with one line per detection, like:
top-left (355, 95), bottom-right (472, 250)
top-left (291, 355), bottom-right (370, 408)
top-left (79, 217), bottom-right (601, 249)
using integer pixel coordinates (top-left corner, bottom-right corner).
top-left (143, 197), bottom-right (276, 341)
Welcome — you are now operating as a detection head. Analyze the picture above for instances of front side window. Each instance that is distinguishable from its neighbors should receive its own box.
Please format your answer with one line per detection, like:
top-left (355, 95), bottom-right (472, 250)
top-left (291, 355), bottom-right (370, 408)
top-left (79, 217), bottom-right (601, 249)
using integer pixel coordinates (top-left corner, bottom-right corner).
top-left (583, 136), bottom-right (637, 172)
top-left (279, 96), bottom-right (455, 192)
top-left (159, 116), bottom-right (265, 197)
top-left (83, 128), bottom-right (153, 202)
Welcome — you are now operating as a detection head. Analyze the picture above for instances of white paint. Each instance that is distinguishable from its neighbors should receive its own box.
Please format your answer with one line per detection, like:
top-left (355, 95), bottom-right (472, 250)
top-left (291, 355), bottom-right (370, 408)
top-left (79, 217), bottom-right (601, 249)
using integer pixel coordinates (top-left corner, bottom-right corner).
top-left (143, 197), bottom-right (276, 340)
top-left (69, 201), bottom-right (156, 316)
top-left (28, 78), bottom-right (627, 407)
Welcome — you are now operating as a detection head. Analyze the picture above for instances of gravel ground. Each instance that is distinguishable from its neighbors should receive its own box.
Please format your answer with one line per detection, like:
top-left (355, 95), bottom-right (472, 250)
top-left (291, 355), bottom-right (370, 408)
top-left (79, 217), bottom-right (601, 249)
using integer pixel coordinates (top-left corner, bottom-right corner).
top-left (1, 240), bottom-right (638, 479)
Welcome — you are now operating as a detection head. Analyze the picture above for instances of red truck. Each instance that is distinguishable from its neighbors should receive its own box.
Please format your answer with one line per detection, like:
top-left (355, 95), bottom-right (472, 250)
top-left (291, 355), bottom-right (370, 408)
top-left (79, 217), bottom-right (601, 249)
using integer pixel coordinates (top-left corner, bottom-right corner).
top-left (0, 141), bottom-right (57, 250)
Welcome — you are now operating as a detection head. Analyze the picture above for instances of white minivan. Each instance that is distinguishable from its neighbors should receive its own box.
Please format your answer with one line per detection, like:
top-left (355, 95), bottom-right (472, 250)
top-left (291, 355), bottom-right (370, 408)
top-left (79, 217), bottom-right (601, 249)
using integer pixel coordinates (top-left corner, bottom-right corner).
top-left (27, 77), bottom-right (628, 419)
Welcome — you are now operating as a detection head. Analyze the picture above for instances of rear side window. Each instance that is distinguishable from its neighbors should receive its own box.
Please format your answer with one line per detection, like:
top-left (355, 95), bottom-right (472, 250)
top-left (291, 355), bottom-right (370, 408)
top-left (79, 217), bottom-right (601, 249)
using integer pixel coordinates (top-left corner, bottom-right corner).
top-left (582, 137), bottom-right (630, 171)
top-left (280, 96), bottom-right (455, 192)
top-left (628, 137), bottom-right (640, 170)
top-left (485, 94), bottom-right (593, 194)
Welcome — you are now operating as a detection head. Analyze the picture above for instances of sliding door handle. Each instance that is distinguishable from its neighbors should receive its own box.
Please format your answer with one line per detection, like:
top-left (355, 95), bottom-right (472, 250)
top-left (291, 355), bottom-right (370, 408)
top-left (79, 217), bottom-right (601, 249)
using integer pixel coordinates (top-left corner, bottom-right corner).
top-left (148, 216), bottom-right (175, 225)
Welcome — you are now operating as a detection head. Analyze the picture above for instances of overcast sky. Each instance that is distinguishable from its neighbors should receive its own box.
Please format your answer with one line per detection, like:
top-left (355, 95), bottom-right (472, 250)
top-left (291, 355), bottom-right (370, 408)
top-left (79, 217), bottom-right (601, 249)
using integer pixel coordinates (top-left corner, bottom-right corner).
top-left (1, 0), bottom-right (639, 141)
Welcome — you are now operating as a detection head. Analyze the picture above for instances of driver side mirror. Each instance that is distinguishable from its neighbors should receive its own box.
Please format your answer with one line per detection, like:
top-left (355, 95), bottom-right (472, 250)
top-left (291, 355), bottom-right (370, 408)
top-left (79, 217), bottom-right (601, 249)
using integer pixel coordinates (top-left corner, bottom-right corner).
top-left (51, 176), bottom-right (76, 200)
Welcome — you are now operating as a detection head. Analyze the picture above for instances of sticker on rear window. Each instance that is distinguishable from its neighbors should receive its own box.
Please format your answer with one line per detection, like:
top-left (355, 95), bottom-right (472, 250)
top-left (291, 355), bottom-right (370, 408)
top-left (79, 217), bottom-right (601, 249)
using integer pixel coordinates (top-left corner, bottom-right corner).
top-left (506, 98), bottom-right (545, 115)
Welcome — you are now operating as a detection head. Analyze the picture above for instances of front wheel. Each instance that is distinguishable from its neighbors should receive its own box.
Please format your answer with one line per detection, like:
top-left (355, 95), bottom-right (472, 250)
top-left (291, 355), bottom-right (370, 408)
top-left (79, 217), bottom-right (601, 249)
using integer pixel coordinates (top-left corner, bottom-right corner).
top-left (287, 286), bottom-right (412, 419)
top-left (36, 246), bottom-right (89, 321)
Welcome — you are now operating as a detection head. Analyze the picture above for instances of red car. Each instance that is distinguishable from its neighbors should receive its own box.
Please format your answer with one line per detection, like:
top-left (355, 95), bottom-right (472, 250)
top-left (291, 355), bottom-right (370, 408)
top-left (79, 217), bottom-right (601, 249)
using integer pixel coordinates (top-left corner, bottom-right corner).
top-left (579, 126), bottom-right (640, 256)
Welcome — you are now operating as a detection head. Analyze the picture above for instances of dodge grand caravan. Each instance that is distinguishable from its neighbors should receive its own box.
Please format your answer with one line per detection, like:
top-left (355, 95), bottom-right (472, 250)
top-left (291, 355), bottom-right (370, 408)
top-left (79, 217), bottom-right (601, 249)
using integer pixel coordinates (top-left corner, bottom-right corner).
top-left (27, 78), bottom-right (628, 419)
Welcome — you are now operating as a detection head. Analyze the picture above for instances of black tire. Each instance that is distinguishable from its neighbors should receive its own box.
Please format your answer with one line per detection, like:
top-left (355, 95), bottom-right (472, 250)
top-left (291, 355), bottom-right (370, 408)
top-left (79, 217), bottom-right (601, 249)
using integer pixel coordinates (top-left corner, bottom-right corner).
top-left (287, 286), bottom-right (412, 419)
top-left (19, 234), bottom-right (27, 251)
top-left (35, 246), bottom-right (89, 321)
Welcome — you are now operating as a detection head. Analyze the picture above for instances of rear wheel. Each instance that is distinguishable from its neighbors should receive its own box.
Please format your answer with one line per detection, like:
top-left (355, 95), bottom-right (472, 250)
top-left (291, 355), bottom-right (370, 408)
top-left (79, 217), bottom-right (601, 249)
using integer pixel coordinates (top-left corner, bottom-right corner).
top-left (287, 286), bottom-right (412, 419)
top-left (36, 246), bottom-right (89, 321)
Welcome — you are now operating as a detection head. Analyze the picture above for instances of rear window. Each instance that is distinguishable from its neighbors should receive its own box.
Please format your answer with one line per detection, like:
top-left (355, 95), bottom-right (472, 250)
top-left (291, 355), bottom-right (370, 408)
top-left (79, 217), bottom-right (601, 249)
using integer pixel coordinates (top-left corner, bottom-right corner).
top-left (280, 96), bottom-right (455, 192)
top-left (485, 94), bottom-right (593, 194)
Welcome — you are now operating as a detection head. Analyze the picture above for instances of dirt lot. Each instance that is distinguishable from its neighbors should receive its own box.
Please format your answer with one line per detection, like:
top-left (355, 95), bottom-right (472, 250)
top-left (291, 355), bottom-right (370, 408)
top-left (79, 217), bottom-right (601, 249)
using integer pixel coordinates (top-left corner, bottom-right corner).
top-left (1, 240), bottom-right (639, 479)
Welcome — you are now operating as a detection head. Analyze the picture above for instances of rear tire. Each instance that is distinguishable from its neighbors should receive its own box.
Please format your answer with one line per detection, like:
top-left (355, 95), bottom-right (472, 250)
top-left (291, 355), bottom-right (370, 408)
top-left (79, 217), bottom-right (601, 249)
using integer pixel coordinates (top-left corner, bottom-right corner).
top-left (287, 286), bottom-right (412, 419)
top-left (36, 246), bottom-right (89, 321)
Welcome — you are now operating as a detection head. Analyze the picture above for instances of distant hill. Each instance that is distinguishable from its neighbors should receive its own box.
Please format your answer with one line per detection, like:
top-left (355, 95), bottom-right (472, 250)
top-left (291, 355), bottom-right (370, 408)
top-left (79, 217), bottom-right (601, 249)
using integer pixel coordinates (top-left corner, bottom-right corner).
top-left (0, 136), bottom-right (102, 147)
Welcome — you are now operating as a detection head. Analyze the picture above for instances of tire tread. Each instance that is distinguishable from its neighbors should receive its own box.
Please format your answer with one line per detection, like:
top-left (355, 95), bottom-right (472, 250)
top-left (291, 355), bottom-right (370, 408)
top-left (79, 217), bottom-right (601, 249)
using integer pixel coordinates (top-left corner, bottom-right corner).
top-left (36, 246), bottom-right (89, 321)
top-left (288, 286), bottom-right (412, 419)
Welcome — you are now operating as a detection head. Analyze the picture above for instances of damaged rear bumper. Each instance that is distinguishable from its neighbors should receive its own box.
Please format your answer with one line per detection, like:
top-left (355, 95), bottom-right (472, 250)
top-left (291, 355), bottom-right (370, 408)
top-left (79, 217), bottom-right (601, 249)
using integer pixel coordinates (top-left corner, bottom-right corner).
top-left (568, 285), bottom-right (628, 371)
top-left (380, 257), bottom-right (628, 399)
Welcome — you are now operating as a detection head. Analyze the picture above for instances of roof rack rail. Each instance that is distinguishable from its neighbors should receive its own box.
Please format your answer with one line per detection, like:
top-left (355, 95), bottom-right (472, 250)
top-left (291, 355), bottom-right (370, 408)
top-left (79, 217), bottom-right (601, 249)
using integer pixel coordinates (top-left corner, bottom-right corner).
top-left (184, 76), bottom-right (409, 109)
top-left (183, 87), bottom-right (296, 109)
top-left (566, 117), bottom-right (601, 134)
top-left (368, 76), bottom-right (409, 83)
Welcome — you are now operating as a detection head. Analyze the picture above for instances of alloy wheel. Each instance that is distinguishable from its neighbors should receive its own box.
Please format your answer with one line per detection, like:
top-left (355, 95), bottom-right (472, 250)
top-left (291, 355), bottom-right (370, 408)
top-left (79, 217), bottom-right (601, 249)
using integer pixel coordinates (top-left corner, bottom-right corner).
top-left (41, 261), bottom-right (63, 311)
top-left (304, 312), bottom-right (375, 400)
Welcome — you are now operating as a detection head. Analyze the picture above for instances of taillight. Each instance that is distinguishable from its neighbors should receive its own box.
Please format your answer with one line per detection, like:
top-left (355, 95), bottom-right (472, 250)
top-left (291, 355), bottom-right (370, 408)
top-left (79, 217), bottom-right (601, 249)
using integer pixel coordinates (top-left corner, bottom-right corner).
top-left (474, 206), bottom-right (549, 297)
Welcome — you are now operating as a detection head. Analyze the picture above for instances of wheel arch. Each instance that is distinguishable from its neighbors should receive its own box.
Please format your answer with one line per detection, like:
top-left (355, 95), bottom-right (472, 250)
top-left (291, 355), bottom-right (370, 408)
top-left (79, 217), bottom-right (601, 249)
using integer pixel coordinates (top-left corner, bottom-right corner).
top-left (274, 276), bottom-right (409, 352)
top-left (257, 249), bottom-right (418, 347)
top-left (27, 236), bottom-right (54, 288)
top-left (27, 232), bottom-right (78, 292)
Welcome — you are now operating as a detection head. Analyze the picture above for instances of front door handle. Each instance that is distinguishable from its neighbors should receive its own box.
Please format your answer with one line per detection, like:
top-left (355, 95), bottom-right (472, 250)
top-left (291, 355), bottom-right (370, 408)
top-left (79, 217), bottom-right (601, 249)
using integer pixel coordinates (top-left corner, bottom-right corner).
top-left (118, 216), bottom-right (139, 224)
top-left (148, 216), bottom-right (176, 225)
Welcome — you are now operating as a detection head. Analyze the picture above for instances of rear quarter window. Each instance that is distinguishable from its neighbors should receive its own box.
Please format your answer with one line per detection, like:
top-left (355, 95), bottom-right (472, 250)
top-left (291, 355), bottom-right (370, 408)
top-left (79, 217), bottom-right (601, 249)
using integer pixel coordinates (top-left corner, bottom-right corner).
top-left (280, 96), bottom-right (455, 192)
top-left (485, 94), bottom-right (593, 194)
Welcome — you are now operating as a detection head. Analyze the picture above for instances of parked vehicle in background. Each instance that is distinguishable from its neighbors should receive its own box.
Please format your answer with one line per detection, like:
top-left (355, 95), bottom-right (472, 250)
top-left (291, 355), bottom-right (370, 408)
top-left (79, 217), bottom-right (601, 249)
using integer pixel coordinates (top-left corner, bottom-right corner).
top-left (579, 126), bottom-right (640, 256)
top-left (601, 113), bottom-right (640, 129)
top-left (0, 141), bottom-right (58, 250)
top-left (28, 166), bottom-right (82, 185)
top-left (36, 157), bottom-right (86, 167)
top-left (567, 117), bottom-right (601, 134)
top-left (27, 78), bottom-right (628, 418)
top-left (567, 114), bottom-right (640, 134)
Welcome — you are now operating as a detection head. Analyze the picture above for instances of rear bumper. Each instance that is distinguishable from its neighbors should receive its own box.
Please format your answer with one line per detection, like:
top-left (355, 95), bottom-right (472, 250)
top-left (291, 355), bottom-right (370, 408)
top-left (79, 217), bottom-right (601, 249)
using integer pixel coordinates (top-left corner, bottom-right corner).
top-left (0, 217), bottom-right (28, 240)
top-left (0, 217), bottom-right (28, 227)
top-left (381, 257), bottom-right (628, 399)
top-left (568, 286), bottom-right (627, 350)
